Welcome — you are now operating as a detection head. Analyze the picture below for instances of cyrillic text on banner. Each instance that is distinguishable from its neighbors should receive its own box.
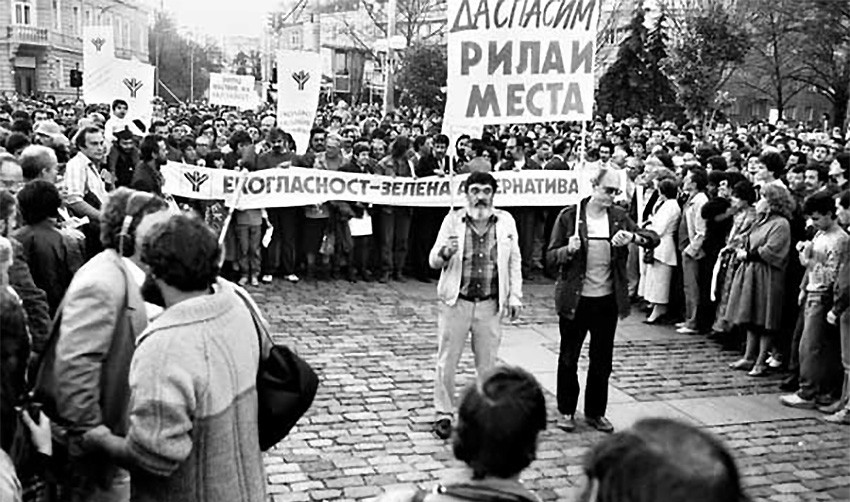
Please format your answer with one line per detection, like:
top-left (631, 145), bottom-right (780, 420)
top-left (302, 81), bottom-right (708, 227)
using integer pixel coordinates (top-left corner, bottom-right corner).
top-left (444, 0), bottom-right (600, 125)
top-left (277, 50), bottom-right (323, 154)
top-left (161, 163), bottom-right (592, 209)
top-left (209, 73), bottom-right (260, 110)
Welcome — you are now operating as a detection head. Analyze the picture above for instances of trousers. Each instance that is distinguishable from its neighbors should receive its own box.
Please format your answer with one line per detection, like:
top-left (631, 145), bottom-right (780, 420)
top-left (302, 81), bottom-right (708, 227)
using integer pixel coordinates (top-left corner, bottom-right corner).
top-left (557, 295), bottom-right (619, 417)
top-left (434, 299), bottom-right (501, 416)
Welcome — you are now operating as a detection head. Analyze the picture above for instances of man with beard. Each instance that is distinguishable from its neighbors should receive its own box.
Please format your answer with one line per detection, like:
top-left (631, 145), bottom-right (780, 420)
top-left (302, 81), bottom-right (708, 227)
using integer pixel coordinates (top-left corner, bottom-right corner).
top-left (34, 188), bottom-right (169, 501)
top-left (133, 135), bottom-right (169, 197)
top-left (429, 171), bottom-right (523, 439)
top-left (578, 418), bottom-right (745, 502)
top-left (107, 128), bottom-right (141, 188)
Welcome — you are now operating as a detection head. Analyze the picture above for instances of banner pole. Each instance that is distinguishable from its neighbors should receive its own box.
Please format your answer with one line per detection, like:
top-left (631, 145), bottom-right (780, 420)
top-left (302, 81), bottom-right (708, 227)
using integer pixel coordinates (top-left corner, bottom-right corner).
top-left (218, 169), bottom-right (249, 268)
top-left (449, 154), bottom-right (455, 212)
top-left (575, 120), bottom-right (588, 238)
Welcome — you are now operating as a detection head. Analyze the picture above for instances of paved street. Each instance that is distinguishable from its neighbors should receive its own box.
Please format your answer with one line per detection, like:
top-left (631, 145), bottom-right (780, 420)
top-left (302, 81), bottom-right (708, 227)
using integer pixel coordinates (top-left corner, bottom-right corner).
top-left (251, 279), bottom-right (850, 502)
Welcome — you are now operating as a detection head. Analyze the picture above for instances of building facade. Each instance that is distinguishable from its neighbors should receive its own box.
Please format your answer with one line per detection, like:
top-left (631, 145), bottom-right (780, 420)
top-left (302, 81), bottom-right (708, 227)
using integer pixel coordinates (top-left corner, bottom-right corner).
top-left (1, 0), bottom-right (150, 99)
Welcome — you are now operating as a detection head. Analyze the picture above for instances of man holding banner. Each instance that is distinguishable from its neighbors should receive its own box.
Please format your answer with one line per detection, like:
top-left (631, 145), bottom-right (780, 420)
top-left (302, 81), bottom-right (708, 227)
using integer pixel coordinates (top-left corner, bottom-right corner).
top-left (429, 171), bottom-right (523, 440)
top-left (547, 168), bottom-right (659, 433)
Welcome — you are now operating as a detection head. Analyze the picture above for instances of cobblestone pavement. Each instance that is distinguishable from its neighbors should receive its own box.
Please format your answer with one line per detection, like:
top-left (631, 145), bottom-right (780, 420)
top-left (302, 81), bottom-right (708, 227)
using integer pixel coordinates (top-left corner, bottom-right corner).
top-left (250, 278), bottom-right (850, 502)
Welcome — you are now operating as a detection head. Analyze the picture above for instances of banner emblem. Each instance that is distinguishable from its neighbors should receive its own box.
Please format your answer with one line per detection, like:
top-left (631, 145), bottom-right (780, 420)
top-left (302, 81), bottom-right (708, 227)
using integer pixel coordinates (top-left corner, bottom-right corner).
top-left (183, 171), bottom-right (210, 192)
top-left (292, 70), bottom-right (310, 91)
top-left (90, 37), bottom-right (106, 52)
top-left (122, 78), bottom-right (143, 98)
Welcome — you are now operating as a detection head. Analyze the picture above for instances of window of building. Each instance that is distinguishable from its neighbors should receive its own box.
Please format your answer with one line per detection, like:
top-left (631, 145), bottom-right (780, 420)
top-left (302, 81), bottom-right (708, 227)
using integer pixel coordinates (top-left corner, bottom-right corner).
top-left (53, 0), bottom-right (61, 30)
top-left (123, 19), bottom-right (130, 49)
top-left (73, 7), bottom-right (79, 33)
top-left (14, 0), bottom-right (34, 25)
top-left (785, 106), bottom-right (796, 121)
top-left (85, 9), bottom-right (91, 26)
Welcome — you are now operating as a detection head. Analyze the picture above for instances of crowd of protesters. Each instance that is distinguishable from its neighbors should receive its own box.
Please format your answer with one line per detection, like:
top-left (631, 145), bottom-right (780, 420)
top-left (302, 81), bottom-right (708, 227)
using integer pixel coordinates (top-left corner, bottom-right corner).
top-left (0, 89), bottom-right (849, 500)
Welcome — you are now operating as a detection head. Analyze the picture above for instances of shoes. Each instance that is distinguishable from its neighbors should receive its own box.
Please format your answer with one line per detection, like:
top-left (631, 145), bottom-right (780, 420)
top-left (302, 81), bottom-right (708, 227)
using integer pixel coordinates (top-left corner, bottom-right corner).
top-left (557, 414), bottom-right (576, 432)
top-left (779, 375), bottom-right (799, 392)
top-left (432, 418), bottom-right (452, 439)
top-left (779, 393), bottom-right (817, 409)
top-left (285, 274), bottom-right (300, 283)
top-left (237, 276), bottom-right (249, 286)
top-left (378, 273), bottom-right (389, 284)
top-left (392, 272), bottom-right (407, 282)
top-left (675, 321), bottom-right (687, 328)
top-left (747, 365), bottom-right (769, 377)
top-left (728, 359), bottom-right (755, 370)
top-left (766, 355), bottom-right (783, 369)
top-left (261, 274), bottom-right (273, 284)
top-left (818, 400), bottom-right (845, 414)
top-left (250, 276), bottom-right (260, 287)
top-left (643, 315), bottom-right (668, 325)
top-left (360, 270), bottom-right (373, 282)
top-left (416, 276), bottom-right (433, 283)
top-left (347, 270), bottom-right (357, 283)
top-left (586, 416), bottom-right (614, 433)
top-left (822, 409), bottom-right (850, 424)
top-left (676, 326), bottom-right (699, 334)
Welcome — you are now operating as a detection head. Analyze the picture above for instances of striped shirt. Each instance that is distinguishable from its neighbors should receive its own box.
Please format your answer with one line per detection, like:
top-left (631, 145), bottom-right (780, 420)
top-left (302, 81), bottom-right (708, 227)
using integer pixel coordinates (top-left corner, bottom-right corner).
top-left (459, 213), bottom-right (498, 299)
top-left (64, 151), bottom-right (107, 206)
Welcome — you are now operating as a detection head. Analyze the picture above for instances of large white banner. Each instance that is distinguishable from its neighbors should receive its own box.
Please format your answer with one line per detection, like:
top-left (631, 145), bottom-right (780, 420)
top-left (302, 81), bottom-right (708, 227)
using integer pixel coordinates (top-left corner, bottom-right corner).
top-left (83, 59), bottom-right (155, 126)
top-left (277, 50), bottom-right (323, 154)
top-left (209, 73), bottom-right (259, 110)
top-left (162, 163), bottom-right (592, 209)
top-left (444, 0), bottom-right (600, 125)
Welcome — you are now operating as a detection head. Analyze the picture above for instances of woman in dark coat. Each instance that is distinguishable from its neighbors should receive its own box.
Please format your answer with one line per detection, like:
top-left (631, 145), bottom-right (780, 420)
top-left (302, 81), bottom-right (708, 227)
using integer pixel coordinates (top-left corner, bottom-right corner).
top-left (725, 184), bottom-right (794, 376)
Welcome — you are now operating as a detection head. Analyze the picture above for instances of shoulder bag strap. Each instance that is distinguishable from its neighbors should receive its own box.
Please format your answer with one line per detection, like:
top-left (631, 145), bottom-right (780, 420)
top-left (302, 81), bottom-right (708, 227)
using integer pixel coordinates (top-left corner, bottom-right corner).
top-left (233, 287), bottom-right (272, 362)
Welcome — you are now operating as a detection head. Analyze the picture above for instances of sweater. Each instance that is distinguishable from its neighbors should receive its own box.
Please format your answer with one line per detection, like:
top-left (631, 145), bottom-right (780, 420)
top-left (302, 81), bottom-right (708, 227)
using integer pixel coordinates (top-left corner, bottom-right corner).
top-left (125, 279), bottom-right (265, 502)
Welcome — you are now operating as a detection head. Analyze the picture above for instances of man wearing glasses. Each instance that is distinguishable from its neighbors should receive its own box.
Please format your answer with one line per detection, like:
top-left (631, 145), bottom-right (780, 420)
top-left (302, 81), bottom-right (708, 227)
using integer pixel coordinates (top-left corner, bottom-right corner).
top-left (428, 171), bottom-right (523, 440)
top-left (547, 168), bottom-right (659, 433)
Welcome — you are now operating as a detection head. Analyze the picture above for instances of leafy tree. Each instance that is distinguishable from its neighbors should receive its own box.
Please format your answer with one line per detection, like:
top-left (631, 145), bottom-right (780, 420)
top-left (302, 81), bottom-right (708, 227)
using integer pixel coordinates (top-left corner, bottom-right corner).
top-left (596, 4), bottom-right (650, 119)
top-left (737, 0), bottom-right (808, 118)
top-left (645, 13), bottom-right (682, 121)
top-left (395, 43), bottom-right (446, 112)
top-left (660, 0), bottom-right (750, 121)
top-left (149, 13), bottom-right (223, 103)
top-left (790, 0), bottom-right (850, 128)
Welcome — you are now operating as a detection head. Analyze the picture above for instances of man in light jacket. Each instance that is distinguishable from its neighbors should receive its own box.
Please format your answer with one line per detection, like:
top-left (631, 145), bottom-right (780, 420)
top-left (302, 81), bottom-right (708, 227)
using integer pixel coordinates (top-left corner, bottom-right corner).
top-left (429, 171), bottom-right (523, 440)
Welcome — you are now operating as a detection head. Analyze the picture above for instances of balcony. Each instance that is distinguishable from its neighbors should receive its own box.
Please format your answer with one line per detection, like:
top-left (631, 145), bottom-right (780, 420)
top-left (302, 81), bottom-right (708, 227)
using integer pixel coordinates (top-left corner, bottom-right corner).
top-left (7, 26), bottom-right (49, 45)
top-left (7, 25), bottom-right (82, 50)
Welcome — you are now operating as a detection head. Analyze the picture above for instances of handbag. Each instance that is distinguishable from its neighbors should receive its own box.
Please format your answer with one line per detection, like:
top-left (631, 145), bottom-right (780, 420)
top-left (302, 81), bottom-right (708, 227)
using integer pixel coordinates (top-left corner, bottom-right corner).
top-left (234, 288), bottom-right (319, 451)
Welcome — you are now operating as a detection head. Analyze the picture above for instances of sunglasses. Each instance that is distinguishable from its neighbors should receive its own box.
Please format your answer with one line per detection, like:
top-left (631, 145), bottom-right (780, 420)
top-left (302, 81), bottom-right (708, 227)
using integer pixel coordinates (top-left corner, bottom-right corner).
top-left (602, 186), bottom-right (621, 196)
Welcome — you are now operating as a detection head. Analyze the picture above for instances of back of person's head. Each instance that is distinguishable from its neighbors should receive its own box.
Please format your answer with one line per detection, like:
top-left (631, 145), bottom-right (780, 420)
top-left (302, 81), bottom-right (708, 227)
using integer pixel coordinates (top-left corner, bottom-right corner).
top-left (141, 214), bottom-right (220, 292)
top-left (657, 178), bottom-right (679, 200)
top-left (5, 132), bottom-right (30, 154)
top-left (100, 187), bottom-right (169, 256)
top-left (17, 179), bottom-right (61, 225)
top-left (453, 366), bottom-right (546, 480)
top-left (19, 145), bottom-right (57, 181)
top-left (706, 155), bottom-right (727, 172)
top-left (582, 418), bottom-right (746, 502)
top-left (228, 129), bottom-right (252, 150)
top-left (758, 151), bottom-right (785, 177)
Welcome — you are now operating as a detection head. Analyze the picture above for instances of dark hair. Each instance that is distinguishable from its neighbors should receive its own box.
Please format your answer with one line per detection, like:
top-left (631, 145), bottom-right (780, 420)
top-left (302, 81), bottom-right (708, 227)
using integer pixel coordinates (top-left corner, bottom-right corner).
top-left (100, 187), bottom-right (168, 256)
top-left (112, 99), bottom-right (128, 111)
top-left (834, 153), bottom-right (850, 175)
top-left (658, 178), bottom-right (679, 200)
top-left (687, 168), bottom-right (709, 191)
top-left (838, 189), bottom-right (849, 210)
top-left (413, 135), bottom-right (430, 152)
top-left (803, 190), bottom-right (837, 217)
top-left (390, 136), bottom-right (411, 159)
top-left (453, 366), bottom-right (546, 480)
top-left (17, 180), bottom-right (61, 225)
top-left (656, 153), bottom-right (675, 170)
top-left (141, 214), bottom-right (221, 291)
top-left (465, 171), bottom-right (498, 193)
top-left (74, 126), bottom-right (103, 150)
top-left (0, 189), bottom-right (15, 223)
top-left (731, 180), bottom-right (756, 205)
top-left (725, 171), bottom-right (747, 190)
top-left (204, 150), bottom-right (224, 166)
top-left (353, 143), bottom-right (370, 157)
top-left (179, 138), bottom-right (196, 152)
top-left (758, 151), bottom-right (785, 177)
top-left (434, 134), bottom-right (450, 147)
top-left (228, 130), bottom-right (252, 150)
top-left (706, 155), bottom-right (727, 172)
top-left (150, 119), bottom-right (167, 133)
top-left (804, 163), bottom-right (829, 185)
top-left (553, 138), bottom-right (571, 156)
top-left (583, 418), bottom-right (746, 502)
top-left (140, 135), bottom-right (166, 163)
top-left (5, 133), bottom-right (30, 154)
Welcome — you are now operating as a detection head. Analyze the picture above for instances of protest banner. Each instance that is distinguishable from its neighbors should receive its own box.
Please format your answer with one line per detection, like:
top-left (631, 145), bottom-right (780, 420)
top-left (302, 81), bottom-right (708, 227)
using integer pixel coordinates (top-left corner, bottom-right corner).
top-left (83, 58), bottom-right (155, 126)
top-left (162, 163), bottom-right (592, 209)
top-left (277, 50), bottom-right (323, 153)
top-left (209, 73), bottom-right (260, 110)
top-left (444, 0), bottom-right (600, 125)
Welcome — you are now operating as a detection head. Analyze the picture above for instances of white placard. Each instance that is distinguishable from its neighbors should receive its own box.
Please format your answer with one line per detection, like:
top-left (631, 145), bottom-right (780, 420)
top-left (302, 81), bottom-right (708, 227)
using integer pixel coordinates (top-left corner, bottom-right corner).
top-left (349, 215), bottom-right (373, 237)
top-left (209, 72), bottom-right (260, 110)
top-left (277, 50), bottom-right (323, 154)
top-left (83, 58), bottom-right (154, 127)
top-left (444, 0), bottom-right (600, 125)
